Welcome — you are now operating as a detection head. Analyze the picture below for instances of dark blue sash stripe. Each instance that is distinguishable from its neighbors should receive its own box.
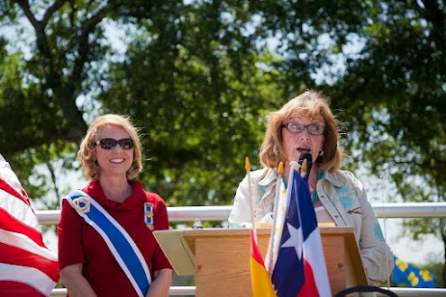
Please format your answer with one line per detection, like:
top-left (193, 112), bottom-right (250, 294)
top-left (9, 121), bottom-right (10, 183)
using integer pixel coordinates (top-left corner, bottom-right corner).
top-left (65, 191), bottom-right (150, 297)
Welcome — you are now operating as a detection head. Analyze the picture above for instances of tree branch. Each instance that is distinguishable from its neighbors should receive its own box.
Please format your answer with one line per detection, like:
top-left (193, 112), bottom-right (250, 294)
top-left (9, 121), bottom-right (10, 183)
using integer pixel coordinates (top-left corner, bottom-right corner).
top-left (14, 0), bottom-right (40, 30)
top-left (15, 0), bottom-right (57, 80)
top-left (45, 161), bottom-right (61, 199)
top-left (69, 4), bottom-right (111, 86)
top-left (15, 0), bottom-right (87, 141)
top-left (59, 3), bottom-right (122, 140)
top-left (41, 0), bottom-right (66, 27)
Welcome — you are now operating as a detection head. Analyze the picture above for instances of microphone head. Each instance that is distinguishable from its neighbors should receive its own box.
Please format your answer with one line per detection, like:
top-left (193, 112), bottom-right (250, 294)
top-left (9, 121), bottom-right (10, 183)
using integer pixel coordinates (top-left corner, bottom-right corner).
top-left (298, 152), bottom-right (312, 175)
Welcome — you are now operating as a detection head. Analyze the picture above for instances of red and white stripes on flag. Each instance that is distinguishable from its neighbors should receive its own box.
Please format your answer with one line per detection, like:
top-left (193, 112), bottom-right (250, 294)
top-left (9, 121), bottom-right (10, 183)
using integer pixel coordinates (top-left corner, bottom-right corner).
top-left (0, 154), bottom-right (59, 297)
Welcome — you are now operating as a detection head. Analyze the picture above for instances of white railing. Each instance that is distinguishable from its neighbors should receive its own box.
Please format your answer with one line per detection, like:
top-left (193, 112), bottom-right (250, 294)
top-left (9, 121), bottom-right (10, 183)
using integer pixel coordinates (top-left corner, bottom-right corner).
top-left (36, 202), bottom-right (446, 225)
top-left (49, 287), bottom-right (196, 297)
top-left (388, 287), bottom-right (446, 296)
top-left (48, 287), bottom-right (446, 297)
top-left (38, 203), bottom-right (446, 297)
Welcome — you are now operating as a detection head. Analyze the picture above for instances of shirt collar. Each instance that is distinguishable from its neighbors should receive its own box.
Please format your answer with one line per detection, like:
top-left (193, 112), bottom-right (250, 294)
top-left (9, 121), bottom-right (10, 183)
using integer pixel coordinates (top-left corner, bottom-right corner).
top-left (85, 179), bottom-right (145, 209)
top-left (320, 170), bottom-right (343, 187)
top-left (258, 168), bottom-right (277, 186)
top-left (258, 167), bottom-right (343, 187)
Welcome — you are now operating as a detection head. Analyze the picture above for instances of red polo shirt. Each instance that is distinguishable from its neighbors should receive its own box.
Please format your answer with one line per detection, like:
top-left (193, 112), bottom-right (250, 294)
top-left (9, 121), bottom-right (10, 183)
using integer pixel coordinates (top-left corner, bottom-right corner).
top-left (58, 180), bottom-right (172, 297)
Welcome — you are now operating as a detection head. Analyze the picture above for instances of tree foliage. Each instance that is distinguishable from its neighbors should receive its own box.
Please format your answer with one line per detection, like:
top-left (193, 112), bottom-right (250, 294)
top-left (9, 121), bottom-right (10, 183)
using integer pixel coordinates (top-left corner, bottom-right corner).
top-left (96, 2), bottom-right (286, 204)
top-left (1, 0), bottom-right (446, 281)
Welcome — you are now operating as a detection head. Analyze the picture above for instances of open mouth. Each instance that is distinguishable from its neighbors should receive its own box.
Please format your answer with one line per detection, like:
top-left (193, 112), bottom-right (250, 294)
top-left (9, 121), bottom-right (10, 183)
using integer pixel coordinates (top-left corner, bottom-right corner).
top-left (296, 148), bottom-right (311, 154)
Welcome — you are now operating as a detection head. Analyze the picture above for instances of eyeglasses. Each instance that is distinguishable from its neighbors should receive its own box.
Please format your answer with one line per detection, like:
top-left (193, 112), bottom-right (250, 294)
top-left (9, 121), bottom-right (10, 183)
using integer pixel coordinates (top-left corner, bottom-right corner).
top-left (281, 121), bottom-right (325, 135)
top-left (95, 138), bottom-right (134, 150)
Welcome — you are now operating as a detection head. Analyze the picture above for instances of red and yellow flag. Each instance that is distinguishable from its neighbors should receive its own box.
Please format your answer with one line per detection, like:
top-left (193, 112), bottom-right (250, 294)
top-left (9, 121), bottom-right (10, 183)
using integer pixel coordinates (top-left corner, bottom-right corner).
top-left (250, 230), bottom-right (276, 297)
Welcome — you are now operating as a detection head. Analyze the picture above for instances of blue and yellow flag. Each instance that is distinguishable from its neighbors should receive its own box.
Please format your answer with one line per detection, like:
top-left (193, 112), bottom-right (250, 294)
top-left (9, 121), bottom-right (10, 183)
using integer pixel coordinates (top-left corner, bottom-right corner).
top-left (391, 256), bottom-right (436, 288)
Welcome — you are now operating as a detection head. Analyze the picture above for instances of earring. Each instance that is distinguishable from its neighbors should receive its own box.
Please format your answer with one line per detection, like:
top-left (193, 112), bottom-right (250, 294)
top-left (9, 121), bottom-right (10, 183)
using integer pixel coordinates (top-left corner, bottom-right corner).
top-left (318, 150), bottom-right (324, 157)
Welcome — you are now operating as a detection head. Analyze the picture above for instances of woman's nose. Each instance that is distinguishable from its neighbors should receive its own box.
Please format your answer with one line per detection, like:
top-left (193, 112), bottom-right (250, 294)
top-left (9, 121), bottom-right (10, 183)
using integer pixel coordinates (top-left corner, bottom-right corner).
top-left (299, 130), bottom-right (311, 141)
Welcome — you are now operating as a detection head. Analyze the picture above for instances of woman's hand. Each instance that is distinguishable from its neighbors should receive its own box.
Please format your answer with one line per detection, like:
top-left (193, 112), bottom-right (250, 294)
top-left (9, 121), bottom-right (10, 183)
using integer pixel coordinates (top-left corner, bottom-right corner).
top-left (60, 264), bottom-right (97, 297)
top-left (146, 268), bottom-right (173, 297)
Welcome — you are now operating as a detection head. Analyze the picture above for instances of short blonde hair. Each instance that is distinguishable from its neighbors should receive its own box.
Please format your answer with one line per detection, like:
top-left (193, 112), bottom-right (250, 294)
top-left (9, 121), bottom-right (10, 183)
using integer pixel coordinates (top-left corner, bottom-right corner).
top-left (78, 114), bottom-right (143, 180)
top-left (259, 90), bottom-right (342, 171)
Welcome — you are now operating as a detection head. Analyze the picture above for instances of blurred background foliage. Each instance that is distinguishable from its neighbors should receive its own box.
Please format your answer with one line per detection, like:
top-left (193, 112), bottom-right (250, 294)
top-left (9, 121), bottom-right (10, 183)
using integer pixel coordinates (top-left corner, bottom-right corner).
top-left (0, 0), bottom-right (445, 283)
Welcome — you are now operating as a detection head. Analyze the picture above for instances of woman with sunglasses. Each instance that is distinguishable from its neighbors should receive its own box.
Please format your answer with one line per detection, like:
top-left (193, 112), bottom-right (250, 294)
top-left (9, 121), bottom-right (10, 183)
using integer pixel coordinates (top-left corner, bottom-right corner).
top-left (58, 114), bottom-right (172, 297)
top-left (228, 91), bottom-right (393, 285)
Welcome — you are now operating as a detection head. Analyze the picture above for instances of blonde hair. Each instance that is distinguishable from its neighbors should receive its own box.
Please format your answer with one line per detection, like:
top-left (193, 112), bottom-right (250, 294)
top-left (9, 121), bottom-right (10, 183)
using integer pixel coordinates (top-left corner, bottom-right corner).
top-left (259, 90), bottom-right (342, 171)
top-left (78, 114), bottom-right (143, 180)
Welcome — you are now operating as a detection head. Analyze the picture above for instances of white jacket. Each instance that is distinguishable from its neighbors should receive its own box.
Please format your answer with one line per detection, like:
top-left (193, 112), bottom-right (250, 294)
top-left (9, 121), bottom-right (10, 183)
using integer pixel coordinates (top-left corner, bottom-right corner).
top-left (228, 168), bottom-right (394, 284)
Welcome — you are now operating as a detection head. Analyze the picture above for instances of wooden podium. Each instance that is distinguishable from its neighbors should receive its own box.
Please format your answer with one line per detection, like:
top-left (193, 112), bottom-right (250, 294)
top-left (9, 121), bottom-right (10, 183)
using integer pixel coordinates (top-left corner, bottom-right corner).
top-left (154, 227), bottom-right (367, 296)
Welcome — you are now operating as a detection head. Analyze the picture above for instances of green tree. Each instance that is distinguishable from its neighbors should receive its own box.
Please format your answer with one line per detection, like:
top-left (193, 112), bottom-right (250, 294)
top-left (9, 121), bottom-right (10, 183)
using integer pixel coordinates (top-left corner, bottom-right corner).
top-left (96, 2), bottom-right (285, 205)
top-left (328, 1), bottom-right (446, 283)
top-left (1, 0), bottom-right (446, 284)
top-left (247, 1), bottom-right (446, 283)
top-left (0, 1), bottom-right (285, 202)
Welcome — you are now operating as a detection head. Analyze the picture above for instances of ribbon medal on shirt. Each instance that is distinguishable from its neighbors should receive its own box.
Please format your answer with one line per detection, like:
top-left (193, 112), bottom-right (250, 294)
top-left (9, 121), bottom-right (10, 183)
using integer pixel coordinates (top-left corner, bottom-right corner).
top-left (144, 202), bottom-right (154, 230)
top-left (73, 196), bottom-right (90, 214)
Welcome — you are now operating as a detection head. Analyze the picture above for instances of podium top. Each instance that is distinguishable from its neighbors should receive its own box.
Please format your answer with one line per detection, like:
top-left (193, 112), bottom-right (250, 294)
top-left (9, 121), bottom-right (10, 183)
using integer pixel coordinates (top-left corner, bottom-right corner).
top-left (153, 226), bottom-right (364, 279)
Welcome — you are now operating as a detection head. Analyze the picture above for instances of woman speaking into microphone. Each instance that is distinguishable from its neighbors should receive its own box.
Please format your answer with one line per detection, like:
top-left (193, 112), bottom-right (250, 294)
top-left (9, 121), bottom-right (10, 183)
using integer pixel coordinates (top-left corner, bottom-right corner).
top-left (228, 90), bottom-right (393, 285)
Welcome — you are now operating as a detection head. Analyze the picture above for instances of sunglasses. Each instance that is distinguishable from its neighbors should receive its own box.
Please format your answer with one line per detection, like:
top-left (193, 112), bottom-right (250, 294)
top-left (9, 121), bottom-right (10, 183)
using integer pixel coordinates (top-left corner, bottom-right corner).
top-left (282, 121), bottom-right (325, 135)
top-left (95, 138), bottom-right (134, 150)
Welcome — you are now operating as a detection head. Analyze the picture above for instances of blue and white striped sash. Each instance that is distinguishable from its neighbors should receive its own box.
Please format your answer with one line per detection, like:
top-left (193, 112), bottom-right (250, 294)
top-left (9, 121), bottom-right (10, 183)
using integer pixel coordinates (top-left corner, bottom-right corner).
top-left (64, 190), bottom-right (151, 297)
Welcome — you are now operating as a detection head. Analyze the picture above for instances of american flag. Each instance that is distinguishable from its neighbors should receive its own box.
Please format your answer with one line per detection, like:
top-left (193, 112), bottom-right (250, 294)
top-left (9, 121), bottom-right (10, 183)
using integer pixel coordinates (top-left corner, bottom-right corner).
top-left (0, 154), bottom-right (59, 296)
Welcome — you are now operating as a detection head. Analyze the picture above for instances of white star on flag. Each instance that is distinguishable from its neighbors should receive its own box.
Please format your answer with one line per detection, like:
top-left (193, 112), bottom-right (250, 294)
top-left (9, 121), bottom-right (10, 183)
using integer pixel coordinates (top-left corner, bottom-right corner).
top-left (281, 222), bottom-right (303, 260)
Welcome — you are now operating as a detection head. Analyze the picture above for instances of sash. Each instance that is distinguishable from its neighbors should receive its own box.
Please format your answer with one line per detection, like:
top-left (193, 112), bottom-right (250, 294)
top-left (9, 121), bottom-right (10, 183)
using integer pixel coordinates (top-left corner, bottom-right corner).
top-left (64, 190), bottom-right (151, 297)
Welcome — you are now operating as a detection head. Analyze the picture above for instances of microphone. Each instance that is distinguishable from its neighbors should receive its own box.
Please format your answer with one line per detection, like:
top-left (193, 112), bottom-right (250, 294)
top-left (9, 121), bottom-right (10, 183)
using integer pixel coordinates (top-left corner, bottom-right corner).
top-left (298, 151), bottom-right (312, 176)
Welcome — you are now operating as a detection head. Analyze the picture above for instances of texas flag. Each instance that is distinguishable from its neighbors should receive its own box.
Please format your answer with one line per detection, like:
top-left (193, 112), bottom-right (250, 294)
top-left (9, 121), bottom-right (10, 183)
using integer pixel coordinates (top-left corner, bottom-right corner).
top-left (0, 154), bottom-right (59, 296)
top-left (271, 166), bottom-right (331, 297)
